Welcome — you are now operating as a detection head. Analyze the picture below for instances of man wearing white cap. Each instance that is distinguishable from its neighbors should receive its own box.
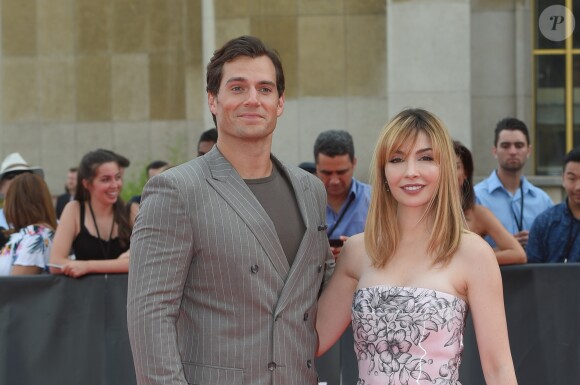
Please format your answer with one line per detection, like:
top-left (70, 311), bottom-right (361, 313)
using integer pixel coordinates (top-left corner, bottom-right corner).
top-left (0, 152), bottom-right (44, 229)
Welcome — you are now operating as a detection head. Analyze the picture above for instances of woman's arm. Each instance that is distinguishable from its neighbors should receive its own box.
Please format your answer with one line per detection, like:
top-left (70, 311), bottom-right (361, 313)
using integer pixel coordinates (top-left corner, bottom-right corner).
top-left (129, 202), bottom-right (139, 227)
top-left (476, 205), bottom-right (526, 265)
top-left (49, 202), bottom-right (79, 274)
top-left (316, 234), bottom-right (362, 356)
top-left (60, 257), bottom-right (129, 278)
top-left (11, 265), bottom-right (42, 275)
top-left (464, 235), bottom-right (518, 385)
top-left (10, 227), bottom-right (52, 275)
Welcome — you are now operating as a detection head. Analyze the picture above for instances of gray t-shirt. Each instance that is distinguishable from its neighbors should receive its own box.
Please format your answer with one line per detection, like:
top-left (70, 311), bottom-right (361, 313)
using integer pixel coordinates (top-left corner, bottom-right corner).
top-left (245, 164), bottom-right (305, 266)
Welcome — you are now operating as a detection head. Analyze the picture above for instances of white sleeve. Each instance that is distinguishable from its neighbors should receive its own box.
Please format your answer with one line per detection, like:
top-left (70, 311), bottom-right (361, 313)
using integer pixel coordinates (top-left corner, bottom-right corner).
top-left (13, 232), bottom-right (51, 269)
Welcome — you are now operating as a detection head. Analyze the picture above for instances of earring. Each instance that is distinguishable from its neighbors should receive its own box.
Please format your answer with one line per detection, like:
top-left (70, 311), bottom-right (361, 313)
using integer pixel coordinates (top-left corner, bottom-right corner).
top-left (384, 181), bottom-right (390, 192)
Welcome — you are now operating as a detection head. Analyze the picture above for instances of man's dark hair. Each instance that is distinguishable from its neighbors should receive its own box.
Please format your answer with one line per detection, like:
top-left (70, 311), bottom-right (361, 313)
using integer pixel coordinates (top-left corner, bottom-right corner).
top-left (298, 162), bottom-right (316, 174)
top-left (494, 117), bottom-right (530, 146)
top-left (198, 128), bottom-right (218, 145)
top-left (206, 36), bottom-right (285, 126)
top-left (563, 147), bottom-right (580, 170)
top-left (313, 130), bottom-right (355, 163)
top-left (146, 160), bottom-right (168, 172)
top-left (69, 167), bottom-right (78, 173)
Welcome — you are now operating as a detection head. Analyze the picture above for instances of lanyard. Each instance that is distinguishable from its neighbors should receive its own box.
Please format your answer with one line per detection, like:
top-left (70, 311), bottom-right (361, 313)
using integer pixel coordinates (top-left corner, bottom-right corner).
top-left (327, 193), bottom-right (355, 238)
top-left (88, 201), bottom-right (115, 259)
top-left (512, 181), bottom-right (524, 232)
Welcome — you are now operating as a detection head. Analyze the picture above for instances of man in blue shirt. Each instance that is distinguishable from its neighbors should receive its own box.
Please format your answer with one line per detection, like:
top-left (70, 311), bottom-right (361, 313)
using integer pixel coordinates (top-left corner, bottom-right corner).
top-left (314, 130), bottom-right (371, 259)
top-left (527, 147), bottom-right (580, 262)
top-left (313, 129), bottom-right (372, 385)
top-left (475, 117), bottom-right (553, 249)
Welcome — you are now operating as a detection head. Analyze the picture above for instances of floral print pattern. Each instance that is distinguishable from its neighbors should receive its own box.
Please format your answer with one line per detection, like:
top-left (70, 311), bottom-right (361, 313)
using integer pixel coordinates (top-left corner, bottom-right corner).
top-left (0, 224), bottom-right (54, 275)
top-left (352, 286), bottom-right (468, 385)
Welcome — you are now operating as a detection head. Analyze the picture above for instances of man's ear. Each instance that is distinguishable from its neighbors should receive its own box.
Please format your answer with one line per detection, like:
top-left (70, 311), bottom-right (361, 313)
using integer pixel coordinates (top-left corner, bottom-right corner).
top-left (492, 146), bottom-right (498, 159)
top-left (276, 93), bottom-right (285, 117)
top-left (208, 92), bottom-right (217, 116)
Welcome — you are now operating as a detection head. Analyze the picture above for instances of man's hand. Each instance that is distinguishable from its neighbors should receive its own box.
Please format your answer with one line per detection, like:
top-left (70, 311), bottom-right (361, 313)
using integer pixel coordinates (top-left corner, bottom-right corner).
top-left (330, 235), bottom-right (349, 259)
top-left (514, 230), bottom-right (529, 248)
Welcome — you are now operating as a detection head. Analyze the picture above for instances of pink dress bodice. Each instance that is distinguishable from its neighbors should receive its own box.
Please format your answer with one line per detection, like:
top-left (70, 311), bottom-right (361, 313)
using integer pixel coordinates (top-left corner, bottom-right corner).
top-left (352, 286), bottom-right (468, 385)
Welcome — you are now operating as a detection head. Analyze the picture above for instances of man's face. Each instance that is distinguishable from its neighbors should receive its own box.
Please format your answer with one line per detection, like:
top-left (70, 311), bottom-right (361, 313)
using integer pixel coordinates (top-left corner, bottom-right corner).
top-left (493, 130), bottom-right (530, 173)
top-left (198, 141), bottom-right (215, 157)
top-left (0, 171), bottom-right (29, 196)
top-left (207, 56), bottom-right (284, 144)
top-left (147, 167), bottom-right (165, 179)
top-left (0, 178), bottom-right (10, 196)
top-left (563, 161), bottom-right (580, 208)
top-left (66, 171), bottom-right (77, 192)
top-left (316, 153), bottom-right (356, 201)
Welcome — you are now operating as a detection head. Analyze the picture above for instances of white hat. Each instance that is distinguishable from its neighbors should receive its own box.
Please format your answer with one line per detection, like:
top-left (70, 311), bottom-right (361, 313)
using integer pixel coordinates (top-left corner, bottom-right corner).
top-left (0, 152), bottom-right (44, 180)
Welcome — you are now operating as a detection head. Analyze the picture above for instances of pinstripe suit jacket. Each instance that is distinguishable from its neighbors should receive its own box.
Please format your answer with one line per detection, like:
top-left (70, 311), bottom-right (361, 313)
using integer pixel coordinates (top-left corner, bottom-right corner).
top-left (127, 147), bottom-right (334, 385)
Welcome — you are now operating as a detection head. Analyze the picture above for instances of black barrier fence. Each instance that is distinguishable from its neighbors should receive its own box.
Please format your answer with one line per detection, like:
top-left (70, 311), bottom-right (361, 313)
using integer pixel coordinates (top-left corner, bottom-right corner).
top-left (1, 264), bottom-right (579, 385)
top-left (0, 274), bottom-right (135, 385)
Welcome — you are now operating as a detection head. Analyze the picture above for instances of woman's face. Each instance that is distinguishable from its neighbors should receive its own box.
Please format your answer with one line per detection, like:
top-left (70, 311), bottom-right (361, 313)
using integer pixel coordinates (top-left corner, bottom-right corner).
top-left (456, 155), bottom-right (466, 189)
top-left (84, 162), bottom-right (122, 205)
top-left (384, 132), bottom-right (440, 211)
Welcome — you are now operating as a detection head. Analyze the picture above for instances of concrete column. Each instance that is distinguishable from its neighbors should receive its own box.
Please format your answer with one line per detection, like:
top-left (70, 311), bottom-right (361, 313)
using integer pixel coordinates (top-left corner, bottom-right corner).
top-left (386, 0), bottom-right (471, 144)
top-left (201, 0), bottom-right (216, 128)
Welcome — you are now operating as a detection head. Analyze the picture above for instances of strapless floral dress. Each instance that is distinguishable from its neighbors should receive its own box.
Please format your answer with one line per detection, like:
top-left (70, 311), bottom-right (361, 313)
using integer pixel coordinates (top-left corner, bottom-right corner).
top-left (352, 286), bottom-right (468, 385)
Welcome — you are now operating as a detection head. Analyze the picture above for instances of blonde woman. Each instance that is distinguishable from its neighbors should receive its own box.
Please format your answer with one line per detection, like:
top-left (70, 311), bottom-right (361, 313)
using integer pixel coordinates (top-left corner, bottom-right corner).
top-left (316, 109), bottom-right (518, 385)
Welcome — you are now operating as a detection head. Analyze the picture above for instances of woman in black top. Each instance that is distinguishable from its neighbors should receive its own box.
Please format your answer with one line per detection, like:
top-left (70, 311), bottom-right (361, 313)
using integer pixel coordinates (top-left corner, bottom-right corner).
top-left (49, 150), bottom-right (132, 278)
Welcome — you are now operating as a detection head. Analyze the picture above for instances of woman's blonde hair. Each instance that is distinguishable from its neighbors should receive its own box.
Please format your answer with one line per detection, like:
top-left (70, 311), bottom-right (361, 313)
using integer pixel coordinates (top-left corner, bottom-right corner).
top-left (364, 108), bottom-right (466, 268)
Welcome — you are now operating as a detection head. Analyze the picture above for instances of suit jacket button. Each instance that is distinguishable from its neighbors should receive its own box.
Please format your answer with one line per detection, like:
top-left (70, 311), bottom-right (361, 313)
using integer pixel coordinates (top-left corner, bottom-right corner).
top-left (317, 264), bottom-right (323, 273)
top-left (250, 264), bottom-right (259, 274)
top-left (307, 359), bottom-right (312, 368)
top-left (268, 362), bottom-right (277, 371)
top-left (303, 312), bottom-right (309, 321)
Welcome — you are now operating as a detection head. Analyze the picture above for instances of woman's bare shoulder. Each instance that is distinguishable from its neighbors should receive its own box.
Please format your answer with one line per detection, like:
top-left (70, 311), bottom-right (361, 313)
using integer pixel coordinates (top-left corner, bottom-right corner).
top-left (345, 232), bottom-right (365, 246)
top-left (58, 200), bottom-right (81, 230)
top-left (455, 231), bottom-right (497, 266)
top-left (447, 232), bottom-right (500, 298)
top-left (472, 204), bottom-right (497, 222)
top-left (340, 233), bottom-right (370, 279)
top-left (342, 233), bottom-right (366, 261)
top-left (60, 200), bottom-right (80, 217)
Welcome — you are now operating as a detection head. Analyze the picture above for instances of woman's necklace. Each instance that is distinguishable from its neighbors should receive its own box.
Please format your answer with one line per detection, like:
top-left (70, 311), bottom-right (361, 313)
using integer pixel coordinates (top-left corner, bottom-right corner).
top-left (87, 201), bottom-right (115, 259)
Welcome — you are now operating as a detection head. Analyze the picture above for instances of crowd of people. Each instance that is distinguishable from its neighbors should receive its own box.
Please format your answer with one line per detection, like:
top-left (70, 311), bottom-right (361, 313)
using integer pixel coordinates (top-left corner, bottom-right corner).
top-left (0, 127), bottom-right (220, 277)
top-left (0, 107), bottom-right (573, 278)
top-left (1, 35), bottom-right (579, 385)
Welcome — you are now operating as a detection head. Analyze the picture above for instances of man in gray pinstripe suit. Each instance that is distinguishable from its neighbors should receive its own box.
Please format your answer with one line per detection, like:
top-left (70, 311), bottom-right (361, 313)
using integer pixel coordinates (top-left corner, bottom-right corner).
top-left (127, 35), bottom-right (335, 385)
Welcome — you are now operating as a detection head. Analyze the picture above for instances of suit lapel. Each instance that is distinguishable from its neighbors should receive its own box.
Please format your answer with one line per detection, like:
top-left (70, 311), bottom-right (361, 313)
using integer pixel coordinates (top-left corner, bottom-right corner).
top-left (205, 148), bottom-right (290, 280)
top-left (274, 164), bottom-right (321, 314)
